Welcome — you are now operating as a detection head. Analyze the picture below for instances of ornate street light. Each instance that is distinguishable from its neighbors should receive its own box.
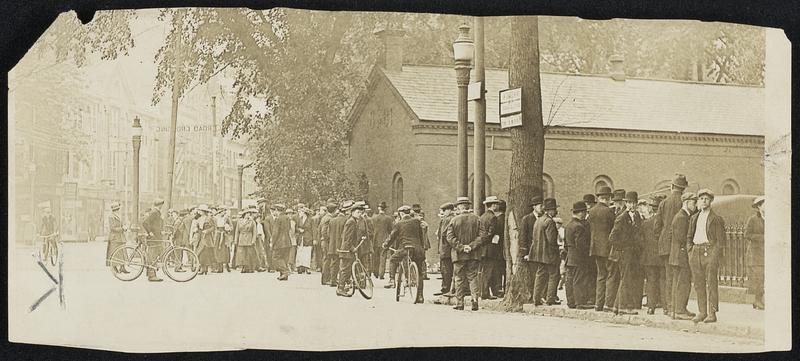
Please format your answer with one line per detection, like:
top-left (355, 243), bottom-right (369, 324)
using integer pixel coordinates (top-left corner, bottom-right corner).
top-left (131, 116), bottom-right (142, 237)
top-left (453, 24), bottom-right (473, 198)
top-left (236, 151), bottom-right (247, 210)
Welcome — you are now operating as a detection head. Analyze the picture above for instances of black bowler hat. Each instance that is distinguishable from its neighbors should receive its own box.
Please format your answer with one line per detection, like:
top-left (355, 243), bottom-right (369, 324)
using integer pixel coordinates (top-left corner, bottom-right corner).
top-left (583, 194), bottom-right (596, 204)
top-left (529, 195), bottom-right (544, 207)
top-left (672, 174), bottom-right (688, 189)
top-left (624, 191), bottom-right (639, 202)
top-left (543, 198), bottom-right (558, 211)
top-left (596, 186), bottom-right (613, 197)
top-left (572, 201), bottom-right (588, 213)
top-left (612, 189), bottom-right (626, 202)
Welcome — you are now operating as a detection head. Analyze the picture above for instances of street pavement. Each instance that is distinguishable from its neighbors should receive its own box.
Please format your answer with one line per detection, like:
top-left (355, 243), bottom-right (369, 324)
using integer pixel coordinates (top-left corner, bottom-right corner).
top-left (8, 242), bottom-right (764, 353)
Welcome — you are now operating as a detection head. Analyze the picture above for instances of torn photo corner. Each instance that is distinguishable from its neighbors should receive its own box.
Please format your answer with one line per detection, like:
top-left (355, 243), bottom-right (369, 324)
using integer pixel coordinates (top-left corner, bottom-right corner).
top-left (6, 7), bottom-right (792, 353)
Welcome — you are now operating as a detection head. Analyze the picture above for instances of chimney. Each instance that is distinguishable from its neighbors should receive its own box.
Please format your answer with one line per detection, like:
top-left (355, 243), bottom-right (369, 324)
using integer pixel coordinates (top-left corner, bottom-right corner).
top-left (374, 28), bottom-right (406, 72)
top-left (609, 54), bottom-right (625, 81)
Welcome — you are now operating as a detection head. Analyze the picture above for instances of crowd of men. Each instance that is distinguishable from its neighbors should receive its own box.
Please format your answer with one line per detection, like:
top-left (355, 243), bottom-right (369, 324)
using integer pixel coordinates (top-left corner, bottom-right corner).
top-left (102, 173), bottom-right (766, 318)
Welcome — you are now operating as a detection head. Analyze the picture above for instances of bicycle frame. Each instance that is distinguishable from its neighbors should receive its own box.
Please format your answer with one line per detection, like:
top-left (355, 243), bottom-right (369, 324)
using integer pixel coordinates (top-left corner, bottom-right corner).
top-left (133, 236), bottom-right (176, 270)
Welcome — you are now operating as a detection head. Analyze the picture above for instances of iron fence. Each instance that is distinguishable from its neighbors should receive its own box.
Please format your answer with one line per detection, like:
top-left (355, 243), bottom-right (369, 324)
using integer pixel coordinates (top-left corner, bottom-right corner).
top-left (718, 224), bottom-right (748, 287)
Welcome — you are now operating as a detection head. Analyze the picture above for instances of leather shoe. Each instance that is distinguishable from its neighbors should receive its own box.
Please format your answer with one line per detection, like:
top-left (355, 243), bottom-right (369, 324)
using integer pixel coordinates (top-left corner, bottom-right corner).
top-left (546, 300), bottom-right (562, 306)
top-left (414, 297), bottom-right (425, 304)
top-left (679, 310), bottom-right (696, 318)
top-left (471, 301), bottom-right (479, 311)
top-left (691, 313), bottom-right (707, 323)
top-left (603, 306), bottom-right (615, 313)
top-left (703, 313), bottom-right (717, 323)
top-left (577, 305), bottom-right (595, 310)
top-left (672, 313), bottom-right (693, 320)
top-left (148, 276), bottom-right (163, 282)
top-left (453, 304), bottom-right (464, 310)
top-left (433, 291), bottom-right (444, 296)
top-left (485, 295), bottom-right (498, 300)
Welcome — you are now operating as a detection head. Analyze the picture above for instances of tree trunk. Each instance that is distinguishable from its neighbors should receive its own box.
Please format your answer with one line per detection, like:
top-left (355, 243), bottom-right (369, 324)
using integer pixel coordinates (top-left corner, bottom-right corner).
top-left (500, 16), bottom-right (545, 312)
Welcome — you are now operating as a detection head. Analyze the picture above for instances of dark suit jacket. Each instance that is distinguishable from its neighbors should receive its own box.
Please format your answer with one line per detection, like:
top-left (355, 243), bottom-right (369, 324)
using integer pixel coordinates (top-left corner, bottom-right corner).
top-left (744, 213), bottom-right (764, 266)
top-left (494, 213), bottom-right (506, 261)
top-left (141, 207), bottom-right (163, 239)
top-left (446, 212), bottom-right (483, 262)
top-left (668, 209), bottom-right (692, 268)
top-left (588, 203), bottom-right (615, 258)
top-left (564, 217), bottom-right (590, 267)
top-left (657, 190), bottom-right (683, 256)
top-left (371, 213), bottom-right (394, 249)
top-left (517, 212), bottom-right (538, 260)
top-left (638, 216), bottom-right (661, 266)
top-left (528, 215), bottom-right (559, 265)
top-left (295, 213), bottom-right (312, 246)
top-left (327, 214), bottom-right (347, 255)
top-left (479, 209), bottom-right (499, 260)
top-left (340, 216), bottom-right (371, 259)
top-left (271, 214), bottom-right (292, 249)
top-left (608, 210), bottom-right (642, 263)
top-left (437, 214), bottom-right (454, 259)
top-left (686, 209), bottom-right (726, 257)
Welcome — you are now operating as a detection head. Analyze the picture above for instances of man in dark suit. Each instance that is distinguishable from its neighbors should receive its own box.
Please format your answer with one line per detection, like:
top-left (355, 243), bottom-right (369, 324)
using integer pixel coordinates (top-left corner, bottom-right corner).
top-left (669, 192), bottom-right (697, 320)
top-left (446, 197), bottom-right (485, 311)
top-left (337, 202), bottom-right (372, 297)
top-left (328, 201), bottom-right (351, 287)
top-left (383, 205), bottom-right (427, 304)
top-left (141, 198), bottom-right (165, 282)
top-left (564, 200), bottom-right (594, 309)
top-left (687, 189), bottom-right (727, 323)
top-left (611, 189), bottom-right (626, 216)
top-left (608, 191), bottom-right (643, 315)
top-left (270, 204), bottom-right (293, 281)
top-left (435, 202), bottom-right (455, 296)
top-left (491, 200), bottom-right (507, 298)
top-left (638, 198), bottom-right (663, 315)
top-left (589, 187), bottom-right (615, 311)
top-left (518, 195), bottom-right (543, 302)
top-left (656, 174), bottom-right (687, 315)
top-left (479, 196), bottom-right (501, 300)
top-left (528, 198), bottom-right (561, 306)
top-left (371, 201), bottom-right (394, 279)
top-left (319, 203), bottom-right (336, 285)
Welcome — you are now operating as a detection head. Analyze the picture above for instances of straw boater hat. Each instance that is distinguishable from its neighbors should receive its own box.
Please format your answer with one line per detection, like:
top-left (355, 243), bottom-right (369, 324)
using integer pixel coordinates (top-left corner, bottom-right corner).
top-left (454, 197), bottom-right (471, 206)
top-left (352, 201), bottom-right (367, 210)
top-left (752, 196), bottom-right (765, 208)
top-left (483, 196), bottom-right (500, 205)
top-left (197, 204), bottom-right (211, 213)
top-left (154, 198), bottom-right (165, 206)
top-left (397, 205), bottom-right (412, 213)
top-left (340, 200), bottom-right (354, 211)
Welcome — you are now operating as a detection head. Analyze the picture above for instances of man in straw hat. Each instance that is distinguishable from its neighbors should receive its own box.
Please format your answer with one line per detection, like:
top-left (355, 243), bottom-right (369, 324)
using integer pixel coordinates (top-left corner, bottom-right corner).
top-left (589, 186), bottom-right (616, 312)
top-left (656, 174), bottom-right (688, 315)
top-left (745, 196), bottom-right (765, 310)
top-left (336, 201), bottom-right (372, 297)
top-left (445, 197), bottom-right (484, 310)
top-left (687, 188), bottom-right (726, 323)
top-left (479, 196), bottom-right (503, 300)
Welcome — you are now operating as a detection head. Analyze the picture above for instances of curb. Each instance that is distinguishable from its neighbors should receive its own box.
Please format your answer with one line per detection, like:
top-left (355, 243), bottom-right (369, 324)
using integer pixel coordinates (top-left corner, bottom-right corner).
top-left (428, 295), bottom-right (763, 340)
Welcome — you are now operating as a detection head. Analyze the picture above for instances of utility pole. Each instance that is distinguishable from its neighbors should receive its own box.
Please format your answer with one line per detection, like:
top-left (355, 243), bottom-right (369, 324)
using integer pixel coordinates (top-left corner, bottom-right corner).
top-left (473, 17), bottom-right (487, 215)
top-left (211, 96), bottom-right (217, 204)
top-left (452, 25), bottom-right (474, 198)
top-left (165, 9), bottom-right (185, 210)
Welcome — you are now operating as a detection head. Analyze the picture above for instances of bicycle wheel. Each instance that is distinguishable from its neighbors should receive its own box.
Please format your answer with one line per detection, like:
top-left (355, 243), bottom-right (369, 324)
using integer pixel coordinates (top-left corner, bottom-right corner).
top-left (407, 261), bottom-right (419, 302)
top-left (163, 247), bottom-right (200, 282)
top-left (352, 260), bottom-right (373, 300)
top-left (395, 262), bottom-right (405, 302)
top-left (109, 246), bottom-right (145, 281)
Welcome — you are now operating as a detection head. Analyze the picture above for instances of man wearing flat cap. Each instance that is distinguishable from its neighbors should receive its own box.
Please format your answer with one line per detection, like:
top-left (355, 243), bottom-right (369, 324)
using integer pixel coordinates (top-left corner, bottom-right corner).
top-left (435, 202), bottom-right (456, 296)
top-left (141, 198), bottom-right (165, 281)
top-left (607, 191), bottom-right (643, 315)
top-left (745, 196), bottom-right (765, 310)
top-left (371, 201), bottom-right (394, 279)
top-left (668, 192), bottom-right (698, 320)
top-left (336, 201), bottom-right (373, 296)
top-left (445, 197), bottom-right (484, 310)
top-left (656, 174), bottom-right (688, 315)
top-left (687, 188), bottom-right (726, 323)
top-left (589, 186), bottom-right (615, 311)
top-left (383, 205), bottom-right (426, 303)
top-left (528, 198), bottom-right (561, 306)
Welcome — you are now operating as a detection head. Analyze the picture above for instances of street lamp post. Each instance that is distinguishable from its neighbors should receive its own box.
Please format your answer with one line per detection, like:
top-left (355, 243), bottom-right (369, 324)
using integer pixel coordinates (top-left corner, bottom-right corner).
top-left (453, 24), bottom-right (474, 199)
top-left (237, 152), bottom-right (245, 210)
top-left (131, 116), bottom-right (143, 237)
top-left (472, 17), bottom-right (486, 215)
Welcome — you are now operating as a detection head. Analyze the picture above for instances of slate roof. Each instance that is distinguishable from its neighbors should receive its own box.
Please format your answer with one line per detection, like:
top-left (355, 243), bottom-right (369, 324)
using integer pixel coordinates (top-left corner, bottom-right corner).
top-left (381, 65), bottom-right (764, 136)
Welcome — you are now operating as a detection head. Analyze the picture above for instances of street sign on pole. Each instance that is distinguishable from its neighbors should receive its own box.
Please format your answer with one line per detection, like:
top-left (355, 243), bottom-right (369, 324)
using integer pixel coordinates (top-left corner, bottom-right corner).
top-left (468, 81), bottom-right (483, 101)
top-left (499, 87), bottom-right (523, 129)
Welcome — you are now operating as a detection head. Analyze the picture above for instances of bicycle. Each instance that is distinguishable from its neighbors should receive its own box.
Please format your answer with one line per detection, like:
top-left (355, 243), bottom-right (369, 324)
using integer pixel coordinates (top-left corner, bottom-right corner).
top-left (389, 245), bottom-right (419, 303)
top-left (340, 238), bottom-right (374, 299)
top-left (108, 231), bottom-right (200, 282)
top-left (38, 232), bottom-right (60, 267)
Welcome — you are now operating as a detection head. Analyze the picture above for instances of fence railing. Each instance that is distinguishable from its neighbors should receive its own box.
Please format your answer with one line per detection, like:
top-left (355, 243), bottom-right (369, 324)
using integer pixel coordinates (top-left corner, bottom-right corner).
top-left (718, 224), bottom-right (747, 287)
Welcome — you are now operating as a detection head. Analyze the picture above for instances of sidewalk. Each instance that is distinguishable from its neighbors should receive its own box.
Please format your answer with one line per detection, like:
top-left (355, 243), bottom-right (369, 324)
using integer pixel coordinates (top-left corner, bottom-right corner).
top-left (429, 287), bottom-right (764, 340)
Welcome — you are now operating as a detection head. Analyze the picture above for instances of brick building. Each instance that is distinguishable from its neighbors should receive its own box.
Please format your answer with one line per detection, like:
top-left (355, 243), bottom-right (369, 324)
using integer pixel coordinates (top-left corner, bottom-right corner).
top-left (345, 35), bottom-right (764, 259)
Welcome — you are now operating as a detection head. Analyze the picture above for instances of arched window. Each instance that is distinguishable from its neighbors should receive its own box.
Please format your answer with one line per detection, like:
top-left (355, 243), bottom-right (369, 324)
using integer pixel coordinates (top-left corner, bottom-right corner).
top-left (593, 175), bottom-right (614, 194)
top-left (468, 173), bottom-right (493, 201)
top-left (542, 173), bottom-right (555, 198)
top-left (721, 179), bottom-right (740, 195)
top-left (392, 172), bottom-right (404, 209)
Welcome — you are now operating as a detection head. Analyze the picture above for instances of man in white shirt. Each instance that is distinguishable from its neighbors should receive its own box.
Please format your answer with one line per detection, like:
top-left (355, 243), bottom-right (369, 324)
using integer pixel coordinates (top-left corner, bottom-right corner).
top-left (687, 189), bottom-right (727, 323)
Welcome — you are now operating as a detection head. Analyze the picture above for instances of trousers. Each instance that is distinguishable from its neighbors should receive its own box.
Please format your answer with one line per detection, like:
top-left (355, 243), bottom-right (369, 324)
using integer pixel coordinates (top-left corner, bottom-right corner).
top-left (643, 265), bottom-right (663, 308)
top-left (605, 260), bottom-right (621, 309)
top-left (565, 265), bottom-right (592, 307)
top-left (689, 245), bottom-right (720, 315)
top-left (480, 258), bottom-right (501, 298)
top-left (337, 256), bottom-right (354, 291)
top-left (662, 255), bottom-right (672, 311)
top-left (440, 257), bottom-right (453, 293)
top-left (533, 262), bottom-right (560, 304)
top-left (669, 265), bottom-right (692, 313)
top-left (273, 246), bottom-right (291, 277)
top-left (594, 256), bottom-right (609, 308)
top-left (325, 253), bottom-right (340, 285)
top-left (453, 260), bottom-right (480, 305)
top-left (613, 260), bottom-right (635, 310)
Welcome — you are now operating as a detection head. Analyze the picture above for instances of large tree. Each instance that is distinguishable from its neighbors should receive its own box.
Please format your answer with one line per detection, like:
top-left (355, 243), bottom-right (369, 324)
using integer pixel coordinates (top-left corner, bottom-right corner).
top-left (500, 16), bottom-right (545, 312)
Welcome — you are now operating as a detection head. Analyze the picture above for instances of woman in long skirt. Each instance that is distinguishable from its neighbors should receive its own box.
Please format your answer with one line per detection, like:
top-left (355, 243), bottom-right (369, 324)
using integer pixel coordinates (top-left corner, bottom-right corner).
top-left (194, 205), bottom-right (217, 275)
top-left (234, 208), bottom-right (260, 272)
top-left (106, 202), bottom-right (128, 273)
